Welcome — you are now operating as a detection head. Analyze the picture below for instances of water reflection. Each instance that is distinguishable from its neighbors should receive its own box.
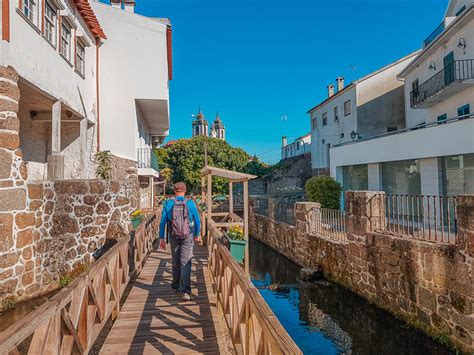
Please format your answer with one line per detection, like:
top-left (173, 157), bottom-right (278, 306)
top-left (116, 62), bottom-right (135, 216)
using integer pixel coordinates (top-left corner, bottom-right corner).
top-left (249, 238), bottom-right (453, 355)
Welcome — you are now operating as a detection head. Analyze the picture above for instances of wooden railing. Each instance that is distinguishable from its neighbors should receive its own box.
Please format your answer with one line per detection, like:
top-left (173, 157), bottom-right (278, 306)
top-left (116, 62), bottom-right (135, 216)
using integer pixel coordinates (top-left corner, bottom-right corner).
top-left (0, 209), bottom-right (160, 354)
top-left (207, 222), bottom-right (302, 355)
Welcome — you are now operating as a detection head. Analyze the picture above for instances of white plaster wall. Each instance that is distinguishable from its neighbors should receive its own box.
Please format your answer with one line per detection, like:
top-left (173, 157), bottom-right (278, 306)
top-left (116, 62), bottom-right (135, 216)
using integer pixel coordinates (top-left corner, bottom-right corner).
top-left (310, 87), bottom-right (357, 169)
top-left (403, 13), bottom-right (474, 127)
top-left (91, 1), bottom-right (170, 162)
top-left (3, 0), bottom-right (97, 121)
top-left (330, 118), bottom-right (474, 177)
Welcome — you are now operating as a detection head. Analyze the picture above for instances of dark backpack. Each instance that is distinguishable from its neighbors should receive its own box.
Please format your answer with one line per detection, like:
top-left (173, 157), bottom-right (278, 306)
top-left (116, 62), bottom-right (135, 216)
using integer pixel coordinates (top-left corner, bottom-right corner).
top-left (170, 198), bottom-right (190, 240)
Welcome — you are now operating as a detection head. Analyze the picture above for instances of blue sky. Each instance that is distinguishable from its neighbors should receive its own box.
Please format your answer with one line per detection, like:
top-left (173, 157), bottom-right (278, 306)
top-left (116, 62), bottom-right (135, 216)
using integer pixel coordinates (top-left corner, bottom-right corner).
top-left (130, 0), bottom-right (447, 163)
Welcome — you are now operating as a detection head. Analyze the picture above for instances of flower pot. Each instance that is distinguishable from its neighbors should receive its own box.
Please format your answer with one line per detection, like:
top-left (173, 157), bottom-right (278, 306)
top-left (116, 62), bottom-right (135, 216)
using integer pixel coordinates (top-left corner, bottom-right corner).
top-left (225, 235), bottom-right (247, 264)
top-left (131, 217), bottom-right (142, 229)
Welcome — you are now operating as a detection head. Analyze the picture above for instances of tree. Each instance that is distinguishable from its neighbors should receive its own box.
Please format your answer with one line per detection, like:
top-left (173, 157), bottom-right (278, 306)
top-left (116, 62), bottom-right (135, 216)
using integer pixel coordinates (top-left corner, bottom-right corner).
top-left (305, 176), bottom-right (342, 210)
top-left (166, 137), bottom-right (251, 193)
top-left (153, 147), bottom-right (169, 169)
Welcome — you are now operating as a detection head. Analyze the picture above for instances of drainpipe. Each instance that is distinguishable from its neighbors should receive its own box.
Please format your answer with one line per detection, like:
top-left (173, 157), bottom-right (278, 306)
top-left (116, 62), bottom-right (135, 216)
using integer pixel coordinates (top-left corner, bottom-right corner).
top-left (96, 40), bottom-right (101, 151)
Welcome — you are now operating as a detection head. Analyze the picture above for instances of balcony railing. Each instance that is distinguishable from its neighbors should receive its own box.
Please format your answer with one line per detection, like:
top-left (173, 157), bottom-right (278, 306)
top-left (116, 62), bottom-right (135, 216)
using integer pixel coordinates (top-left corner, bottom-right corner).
top-left (410, 59), bottom-right (474, 108)
top-left (137, 148), bottom-right (159, 171)
top-left (423, 21), bottom-right (445, 48)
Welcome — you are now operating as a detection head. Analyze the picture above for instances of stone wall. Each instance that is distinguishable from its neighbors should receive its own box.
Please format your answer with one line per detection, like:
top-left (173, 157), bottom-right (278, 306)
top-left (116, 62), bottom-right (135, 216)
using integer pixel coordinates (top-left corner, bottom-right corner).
top-left (249, 194), bottom-right (474, 352)
top-left (0, 66), bottom-right (140, 307)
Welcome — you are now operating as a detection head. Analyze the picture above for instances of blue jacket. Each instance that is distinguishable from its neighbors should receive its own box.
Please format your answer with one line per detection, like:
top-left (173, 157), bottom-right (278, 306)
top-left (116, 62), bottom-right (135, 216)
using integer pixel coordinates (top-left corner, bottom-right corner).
top-left (159, 197), bottom-right (201, 238)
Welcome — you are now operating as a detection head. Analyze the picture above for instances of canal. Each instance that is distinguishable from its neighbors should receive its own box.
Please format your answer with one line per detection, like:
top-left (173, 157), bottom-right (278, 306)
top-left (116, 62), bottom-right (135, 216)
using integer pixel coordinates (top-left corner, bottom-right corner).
top-left (249, 238), bottom-right (453, 355)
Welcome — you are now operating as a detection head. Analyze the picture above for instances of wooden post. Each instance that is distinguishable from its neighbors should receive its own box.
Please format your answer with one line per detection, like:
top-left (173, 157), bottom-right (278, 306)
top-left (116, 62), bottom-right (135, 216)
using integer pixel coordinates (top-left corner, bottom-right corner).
top-left (200, 175), bottom-right (206, 243)
top-left (206, 173), bottom-right (212, 244)
top-left (243, 180), bottom-right (249, 275)
top-left (229, 181), bottom-right (234, 215)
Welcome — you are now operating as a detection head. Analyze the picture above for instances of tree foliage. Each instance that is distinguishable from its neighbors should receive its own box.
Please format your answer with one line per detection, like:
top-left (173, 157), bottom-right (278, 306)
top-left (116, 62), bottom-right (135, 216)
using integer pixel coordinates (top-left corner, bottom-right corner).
top-left (157, 137), bottom-right (270, 194)
top-left (305, 176), bottom-right (342, 210)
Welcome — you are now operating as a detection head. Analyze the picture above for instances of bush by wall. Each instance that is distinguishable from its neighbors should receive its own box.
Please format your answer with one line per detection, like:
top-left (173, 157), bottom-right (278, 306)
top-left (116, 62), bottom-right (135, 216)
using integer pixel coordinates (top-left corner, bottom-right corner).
top-left (305, 176), bottom-right (342, 210)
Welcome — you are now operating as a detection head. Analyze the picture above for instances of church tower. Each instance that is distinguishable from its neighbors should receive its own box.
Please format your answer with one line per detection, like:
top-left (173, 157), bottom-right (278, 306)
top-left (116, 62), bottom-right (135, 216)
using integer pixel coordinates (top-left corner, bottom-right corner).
top-left (192, 107), bottom-right (209, 137)
top-left (210, 113), bottom-right (226, 141)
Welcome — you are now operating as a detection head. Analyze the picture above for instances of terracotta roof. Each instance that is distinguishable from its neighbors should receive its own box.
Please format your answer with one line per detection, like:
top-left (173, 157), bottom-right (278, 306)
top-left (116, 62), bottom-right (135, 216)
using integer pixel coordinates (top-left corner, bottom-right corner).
top-left (73, 0), bottom-right (106, 40)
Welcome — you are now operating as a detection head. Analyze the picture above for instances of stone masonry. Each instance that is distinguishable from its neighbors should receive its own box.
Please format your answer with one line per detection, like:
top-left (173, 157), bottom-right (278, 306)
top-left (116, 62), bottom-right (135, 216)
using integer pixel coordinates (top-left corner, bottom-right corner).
top-left (0, 66), bottom-right (140, 307)
top-left (249, 193), bottom-right (474, 352)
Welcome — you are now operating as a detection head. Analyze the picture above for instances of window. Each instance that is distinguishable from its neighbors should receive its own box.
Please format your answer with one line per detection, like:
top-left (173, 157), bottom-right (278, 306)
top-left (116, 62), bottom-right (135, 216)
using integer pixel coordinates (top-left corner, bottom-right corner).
top-left (442, 154), bottom-right (474, 195)
top-left (22, 0), bottom-right (38, 25)
top-left (382, 159), bottom-right (421, 195)
top-left (457, 104), bottom-right (470, 117)
top-left (437, 113), bottom-right (448, 122)
top-left (44, 2), bottom-right (57, 45)
top-left (344, 100), bottom-right (351, 116)
top-left (60, 22), bottom-right (72, 61)
top-left (340, 133), bottom-right (344, 139)
top-left (76, 41), bottom-right (85, 75)
top-left (322, 112), bottom-right (327, 126)
top-left (334, 106), bottom-right (339, 121)
top-left (311, 117), bottom-right (317, 130)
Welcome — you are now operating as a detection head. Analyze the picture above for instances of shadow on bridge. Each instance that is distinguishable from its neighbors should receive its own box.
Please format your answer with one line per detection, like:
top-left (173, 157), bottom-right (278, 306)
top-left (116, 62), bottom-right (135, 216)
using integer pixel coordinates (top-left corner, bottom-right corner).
top-left (100, 245), bottom-right (226, 354)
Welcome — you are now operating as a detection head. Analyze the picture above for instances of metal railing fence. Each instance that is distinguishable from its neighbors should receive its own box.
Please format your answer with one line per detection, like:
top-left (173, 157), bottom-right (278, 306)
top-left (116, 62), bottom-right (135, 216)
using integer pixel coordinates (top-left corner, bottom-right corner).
top-left (137, 148), bottom-right (159, 171)
top-left (378, 194), bottom-right (458, 244)
top-left (253, 197), bottom-right (269, 216)
top-left (410, 60), bottom-right (474, 108)
top-left (310, 207), bottom-right (347, 242)
top-left (274, 201), bottom-right (295, 225)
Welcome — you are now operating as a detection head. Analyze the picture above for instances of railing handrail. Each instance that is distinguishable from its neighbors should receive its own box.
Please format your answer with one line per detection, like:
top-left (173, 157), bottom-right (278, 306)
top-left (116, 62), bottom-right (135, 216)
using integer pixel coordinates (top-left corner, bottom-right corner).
top-left (0, 209), bottom-right (161, 354)
top-left (423, 20), bottom-right (445, 48)
top-left (207, 222), bottom-right (302, 354)
top-left (410, 59), bottom-right (474, 107)
top-left (333, 113), bottom-right (474, 148)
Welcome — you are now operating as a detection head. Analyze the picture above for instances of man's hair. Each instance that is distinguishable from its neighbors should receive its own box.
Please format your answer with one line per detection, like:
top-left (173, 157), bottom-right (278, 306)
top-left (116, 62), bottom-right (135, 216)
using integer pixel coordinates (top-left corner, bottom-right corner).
top-left (173, 182), bottom-right (187, 193)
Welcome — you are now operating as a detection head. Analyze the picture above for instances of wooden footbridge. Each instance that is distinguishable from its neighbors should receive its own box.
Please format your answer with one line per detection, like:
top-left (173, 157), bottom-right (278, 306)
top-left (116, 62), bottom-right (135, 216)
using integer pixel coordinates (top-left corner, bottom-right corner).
top-left (0, 167), bottom-right (301, 354)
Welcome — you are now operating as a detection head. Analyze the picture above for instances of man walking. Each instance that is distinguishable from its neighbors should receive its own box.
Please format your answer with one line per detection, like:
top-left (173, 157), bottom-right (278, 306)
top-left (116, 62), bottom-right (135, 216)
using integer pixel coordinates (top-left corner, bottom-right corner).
top-left (159, 182), bottom-right (200, 301)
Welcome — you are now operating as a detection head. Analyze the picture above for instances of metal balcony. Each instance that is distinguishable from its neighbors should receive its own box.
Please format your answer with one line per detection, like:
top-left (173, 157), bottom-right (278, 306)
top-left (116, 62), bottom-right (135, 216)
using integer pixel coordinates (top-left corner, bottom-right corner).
top-left (410, 60), bottom-right (474, 109)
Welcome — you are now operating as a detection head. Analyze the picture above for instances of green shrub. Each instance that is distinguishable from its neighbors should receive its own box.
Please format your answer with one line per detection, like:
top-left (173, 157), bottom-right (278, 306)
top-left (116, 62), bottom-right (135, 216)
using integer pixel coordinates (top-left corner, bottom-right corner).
top-left (2, 297), bottom-right (16, 311)
top-left (305, 176), bottom-right (342, 210)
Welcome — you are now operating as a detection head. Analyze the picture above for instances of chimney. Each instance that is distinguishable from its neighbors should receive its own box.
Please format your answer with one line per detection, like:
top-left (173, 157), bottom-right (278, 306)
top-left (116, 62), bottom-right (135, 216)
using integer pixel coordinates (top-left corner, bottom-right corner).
top-left (282, 136), bottom-right (288, 147)
top-left (111, 0), bottom-right (121, 9)
top-left (336, 76), bottom-right (345, 92)
top-left (124, 0), bottom-right (135, 13)
top-left (327, 84), bottom-right (335, 98)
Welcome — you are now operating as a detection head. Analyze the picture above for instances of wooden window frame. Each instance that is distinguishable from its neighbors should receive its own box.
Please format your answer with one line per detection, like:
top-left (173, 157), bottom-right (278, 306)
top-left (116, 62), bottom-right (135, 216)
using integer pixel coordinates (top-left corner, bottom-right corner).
top-left (344, 100), bottom-right (351, 116)
top-left (59, 19), bottom-right (72, 63)
top-left (43, 0), bottom-right (57, 47)
top-left (322, 112), bottom-right (328, 126)
top-left (75, 39), bottom-right (86, 77)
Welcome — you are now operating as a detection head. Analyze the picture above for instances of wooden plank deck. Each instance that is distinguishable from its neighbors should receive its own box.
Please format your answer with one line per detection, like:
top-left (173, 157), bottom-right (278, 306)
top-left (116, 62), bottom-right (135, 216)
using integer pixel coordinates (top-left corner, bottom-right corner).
top-left (100, 244), bottom-right (232, 354)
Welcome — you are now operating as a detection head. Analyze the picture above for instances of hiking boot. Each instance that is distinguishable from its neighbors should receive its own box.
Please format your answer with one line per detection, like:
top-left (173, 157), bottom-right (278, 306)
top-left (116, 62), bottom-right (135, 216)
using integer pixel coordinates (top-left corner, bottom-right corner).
top-left (182, 293), bottom-right (192, 301)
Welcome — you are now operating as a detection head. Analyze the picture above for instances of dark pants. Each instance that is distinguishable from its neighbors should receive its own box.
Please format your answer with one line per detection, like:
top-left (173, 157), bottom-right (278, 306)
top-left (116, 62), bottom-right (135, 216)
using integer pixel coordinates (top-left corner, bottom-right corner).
top-left (170, 234), bottom-right (194, 294)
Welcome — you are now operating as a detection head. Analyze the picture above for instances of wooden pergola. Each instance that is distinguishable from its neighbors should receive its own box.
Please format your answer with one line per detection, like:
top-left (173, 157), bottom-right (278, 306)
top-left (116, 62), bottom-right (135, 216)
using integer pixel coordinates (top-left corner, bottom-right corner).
top-left (201, 166), bottom-right (256, 273)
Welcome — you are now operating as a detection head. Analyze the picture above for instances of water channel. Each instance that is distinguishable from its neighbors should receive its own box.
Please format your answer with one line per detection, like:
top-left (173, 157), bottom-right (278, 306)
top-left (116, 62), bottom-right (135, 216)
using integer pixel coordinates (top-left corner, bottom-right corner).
top-left (249, 238), bottom-right (454, 355)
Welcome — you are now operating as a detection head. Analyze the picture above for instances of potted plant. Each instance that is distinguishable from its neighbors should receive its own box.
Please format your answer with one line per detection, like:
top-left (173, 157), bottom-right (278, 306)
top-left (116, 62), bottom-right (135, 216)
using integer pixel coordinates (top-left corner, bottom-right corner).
top-left (131, 210), bottom-right (144, 229)
top-left (225, 226), bottom-right (246, 263)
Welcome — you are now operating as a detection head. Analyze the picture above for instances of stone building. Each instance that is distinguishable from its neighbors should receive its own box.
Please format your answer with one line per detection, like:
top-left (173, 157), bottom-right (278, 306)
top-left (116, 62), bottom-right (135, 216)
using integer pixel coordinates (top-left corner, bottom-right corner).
top-left (192, 108), bottom-right (226, 141)
top-left (210, 113), bottom-right (225, 141)
top-left (0, 0), bottom-right (170, 306)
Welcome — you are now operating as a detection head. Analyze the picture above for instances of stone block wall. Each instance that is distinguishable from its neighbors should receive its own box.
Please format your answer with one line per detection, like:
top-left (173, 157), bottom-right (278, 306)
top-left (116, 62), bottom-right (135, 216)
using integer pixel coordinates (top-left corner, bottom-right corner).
top-left (249, 194), bottom-right (474, 352)
top-left (0, 66), bottom-right (141, 307)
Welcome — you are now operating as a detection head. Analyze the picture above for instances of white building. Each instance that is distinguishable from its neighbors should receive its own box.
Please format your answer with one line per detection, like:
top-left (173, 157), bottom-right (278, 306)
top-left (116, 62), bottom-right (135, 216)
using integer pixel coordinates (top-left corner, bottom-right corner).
top-left (0, 0), bottom-right (172, 207)
top-left (281, 133), bottom-right (311, 160)
top-left (91, 0), bottom-right (172, 207)
top-left (0, 0), bottom-right (105, 180)
top-left (308, 53), bottom-right (419, 176)
top-left (330, 0), bottom-right (474, 197)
